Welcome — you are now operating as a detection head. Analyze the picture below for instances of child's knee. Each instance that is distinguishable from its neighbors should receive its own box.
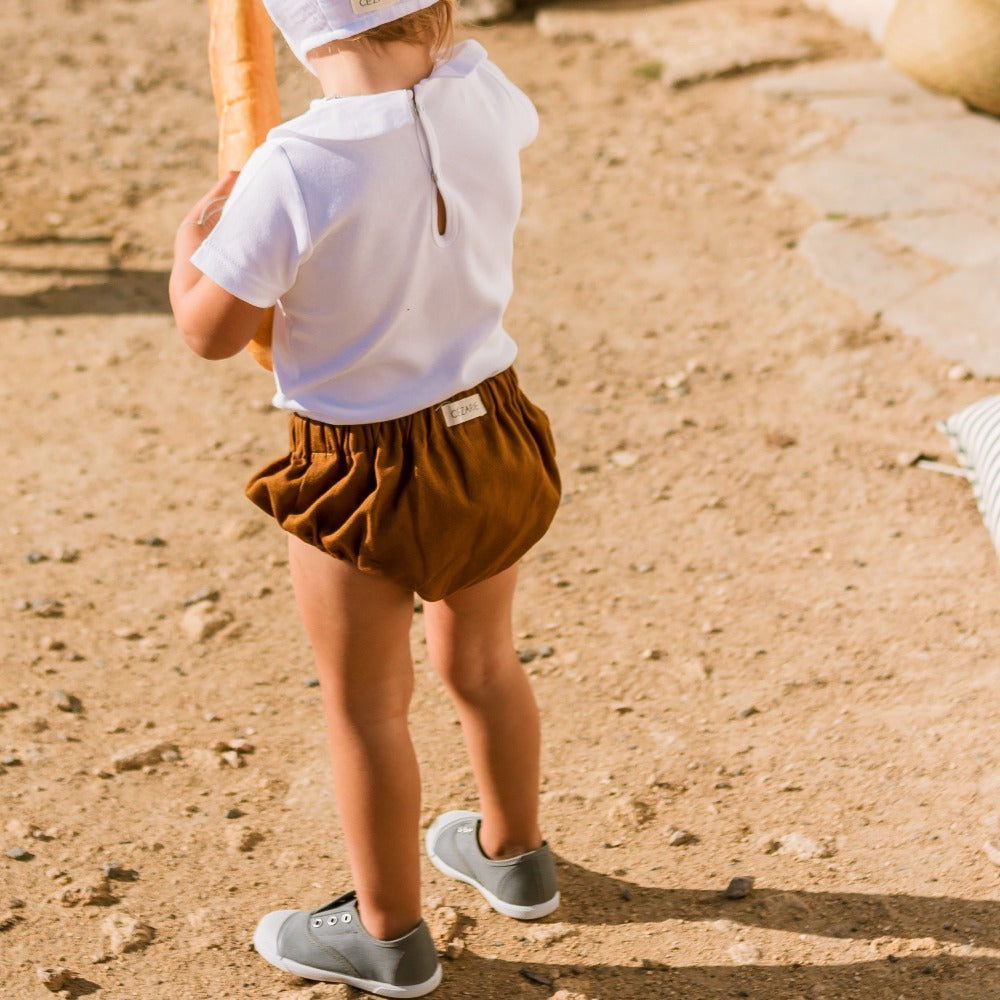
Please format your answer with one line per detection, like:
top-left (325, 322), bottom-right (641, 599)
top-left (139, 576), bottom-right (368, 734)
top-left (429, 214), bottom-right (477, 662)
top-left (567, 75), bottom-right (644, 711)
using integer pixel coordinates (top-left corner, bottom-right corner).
top-left (433, 647), bottom-right (520, 701)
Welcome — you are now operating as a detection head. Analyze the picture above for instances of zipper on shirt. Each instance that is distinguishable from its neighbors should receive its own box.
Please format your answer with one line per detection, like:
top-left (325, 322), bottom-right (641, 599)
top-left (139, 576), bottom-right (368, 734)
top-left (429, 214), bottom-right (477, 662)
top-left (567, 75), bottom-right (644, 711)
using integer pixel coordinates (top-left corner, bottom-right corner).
top-left (411, 93), bottom-right (448, 238)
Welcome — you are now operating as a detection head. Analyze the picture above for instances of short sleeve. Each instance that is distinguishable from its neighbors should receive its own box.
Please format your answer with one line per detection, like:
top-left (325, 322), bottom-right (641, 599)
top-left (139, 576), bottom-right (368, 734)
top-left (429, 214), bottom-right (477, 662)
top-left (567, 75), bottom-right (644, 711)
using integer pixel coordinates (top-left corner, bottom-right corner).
top-left (190, 143), bottom-right (313, 308)
top-left (480, 59), bottom-right (539, 150)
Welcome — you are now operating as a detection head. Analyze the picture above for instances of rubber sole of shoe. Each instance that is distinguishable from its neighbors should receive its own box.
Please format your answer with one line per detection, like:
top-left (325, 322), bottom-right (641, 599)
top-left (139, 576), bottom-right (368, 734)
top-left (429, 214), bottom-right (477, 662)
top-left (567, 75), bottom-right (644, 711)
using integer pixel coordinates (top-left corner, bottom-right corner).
top-left (425, 811), bottom-right (560, 921)
top-left (253, 910), bottom-right (443, 998)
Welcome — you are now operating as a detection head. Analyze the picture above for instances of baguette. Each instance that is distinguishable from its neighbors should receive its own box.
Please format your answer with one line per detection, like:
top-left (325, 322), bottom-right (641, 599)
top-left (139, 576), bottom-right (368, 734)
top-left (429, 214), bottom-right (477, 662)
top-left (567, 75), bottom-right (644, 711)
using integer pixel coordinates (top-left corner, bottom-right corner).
top-left (208, 0), bottom-right (281, 370)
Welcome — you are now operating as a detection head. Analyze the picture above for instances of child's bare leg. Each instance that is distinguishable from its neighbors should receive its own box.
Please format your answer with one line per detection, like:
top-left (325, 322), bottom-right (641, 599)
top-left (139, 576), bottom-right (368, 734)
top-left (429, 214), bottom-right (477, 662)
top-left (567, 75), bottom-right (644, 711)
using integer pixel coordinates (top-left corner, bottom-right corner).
top-left (423, 564), bottom-right (542, 859)
top-left (287, 535), bottom-right (421, 941)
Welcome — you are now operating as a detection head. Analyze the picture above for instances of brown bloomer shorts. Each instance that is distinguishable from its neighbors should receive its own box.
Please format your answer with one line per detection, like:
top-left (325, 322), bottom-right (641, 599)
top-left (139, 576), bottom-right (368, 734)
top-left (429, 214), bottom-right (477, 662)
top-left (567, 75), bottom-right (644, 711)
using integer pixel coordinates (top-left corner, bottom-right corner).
top-left (245, 367), bottom-right (561, 601)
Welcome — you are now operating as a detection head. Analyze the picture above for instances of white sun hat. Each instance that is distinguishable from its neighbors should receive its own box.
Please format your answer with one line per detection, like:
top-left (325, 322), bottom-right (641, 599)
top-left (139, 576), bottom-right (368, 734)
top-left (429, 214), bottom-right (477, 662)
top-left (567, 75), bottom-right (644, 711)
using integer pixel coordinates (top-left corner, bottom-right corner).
top-left (262, 0), bottom-right (443, 70)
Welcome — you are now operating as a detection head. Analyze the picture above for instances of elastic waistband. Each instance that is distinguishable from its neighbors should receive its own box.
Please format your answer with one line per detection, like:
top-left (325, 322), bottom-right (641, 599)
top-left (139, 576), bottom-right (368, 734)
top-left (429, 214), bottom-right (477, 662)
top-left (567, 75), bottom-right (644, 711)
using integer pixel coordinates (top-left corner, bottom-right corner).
top-left (288, 367), bottom-right (521, 457)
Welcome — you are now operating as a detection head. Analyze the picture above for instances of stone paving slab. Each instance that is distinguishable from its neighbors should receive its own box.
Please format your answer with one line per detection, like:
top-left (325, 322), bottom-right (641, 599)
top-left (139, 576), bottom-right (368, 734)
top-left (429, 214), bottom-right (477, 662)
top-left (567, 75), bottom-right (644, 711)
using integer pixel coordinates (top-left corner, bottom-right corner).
top-left (807, 92), bottom-right (967, 124)
top-left (535, 0), bottom-right (823, 88)
top-left (882, 212), bottom-right (1000, 268)
top-left (883, 260), bottom-right (1000, 375)
top-left (759, 58), bottom-right (1000, 375)
top-left (799, 219), bottom-right (945, 314)
top-left (753, 58), bottom-right (927, 99)
top-left (776, 156), bottom-right (986, 218)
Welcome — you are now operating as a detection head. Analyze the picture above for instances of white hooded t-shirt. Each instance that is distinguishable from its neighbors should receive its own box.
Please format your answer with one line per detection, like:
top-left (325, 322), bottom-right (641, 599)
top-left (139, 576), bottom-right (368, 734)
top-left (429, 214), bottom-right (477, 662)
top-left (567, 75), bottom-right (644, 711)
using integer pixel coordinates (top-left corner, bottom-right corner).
top-left (191, 40), bottom-right (537, 425)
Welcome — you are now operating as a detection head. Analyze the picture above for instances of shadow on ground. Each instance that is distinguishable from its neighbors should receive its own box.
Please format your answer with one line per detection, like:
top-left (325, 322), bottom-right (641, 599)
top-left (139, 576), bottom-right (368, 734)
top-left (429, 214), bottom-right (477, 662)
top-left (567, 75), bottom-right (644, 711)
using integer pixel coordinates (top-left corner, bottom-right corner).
top-left (0, 266), bottom-right (170, 318)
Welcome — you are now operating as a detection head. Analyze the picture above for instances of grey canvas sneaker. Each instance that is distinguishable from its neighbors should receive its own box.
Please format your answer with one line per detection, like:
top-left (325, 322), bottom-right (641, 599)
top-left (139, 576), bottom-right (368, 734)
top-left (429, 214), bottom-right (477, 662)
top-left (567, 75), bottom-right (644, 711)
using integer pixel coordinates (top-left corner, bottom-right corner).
top-left (253, 890), bottom-right (442, 998)
top-left (425, 810), bottom-right (559, 920)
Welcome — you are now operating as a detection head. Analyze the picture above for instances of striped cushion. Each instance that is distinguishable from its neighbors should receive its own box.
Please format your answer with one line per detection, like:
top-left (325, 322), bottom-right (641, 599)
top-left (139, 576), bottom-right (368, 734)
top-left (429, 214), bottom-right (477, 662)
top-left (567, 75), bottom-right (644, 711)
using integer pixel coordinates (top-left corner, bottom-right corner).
top-left (942, 394), bottom-right (1000, 555)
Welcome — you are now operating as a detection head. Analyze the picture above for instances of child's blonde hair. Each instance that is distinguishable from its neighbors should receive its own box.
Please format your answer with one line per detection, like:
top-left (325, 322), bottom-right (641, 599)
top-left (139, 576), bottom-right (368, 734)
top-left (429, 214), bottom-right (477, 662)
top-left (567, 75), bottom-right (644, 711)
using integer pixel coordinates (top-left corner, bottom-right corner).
top-left (356, 0), bottom-right (456, 54)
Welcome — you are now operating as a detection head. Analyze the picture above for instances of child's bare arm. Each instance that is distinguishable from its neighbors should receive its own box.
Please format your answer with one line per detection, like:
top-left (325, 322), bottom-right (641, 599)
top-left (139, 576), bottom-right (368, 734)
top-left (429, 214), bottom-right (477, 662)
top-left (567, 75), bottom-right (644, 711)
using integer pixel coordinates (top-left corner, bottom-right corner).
top-left (169, 173), bottom-right (267, 360)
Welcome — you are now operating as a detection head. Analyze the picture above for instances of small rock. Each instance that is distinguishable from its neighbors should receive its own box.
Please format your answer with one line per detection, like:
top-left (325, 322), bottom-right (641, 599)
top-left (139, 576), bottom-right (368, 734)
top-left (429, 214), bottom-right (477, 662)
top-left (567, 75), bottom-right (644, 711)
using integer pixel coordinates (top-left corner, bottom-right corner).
top-left (520, 969), bottom-right (555, 988)
top-left (181, 602), bottom-right (234, 642)
top-left (607, 796), bottom-right (655, 830)
top-left (0, 910), bottom-right (24, 932)
top-left (6, 847), bottom-right (33, 861)
top-left (181, 587), bottom-right (221, 607)
top-left (523, 922), bottom-right (579, 946)
top-left (220, 750), bottom-right (245, 769)
top-left (23, 598), bottom-right (64, 619)
top-left (983, 840), bottom-right (1000, 867)
top-left (728, 941), bottom-right (762, 965)
top-left (948, 363), bottom-right (972, 381)
top-left (36, 966), bottom-right (72, 992)
top-left (610, 450), bottom-right (639, 468)
top-left (102, 861), bottom-right (138, 882)
top-left (738, 706), bottom-right (760, 718)
top-left (723, 876), bottom-right (755, 899)
top-left (774, 831), bottom-right (836, 861)
top-left (59, 878), bottom-right (117, 907)
top-left (0, 701), bottom-right (17, 713)
top-left (53, 690), bottom-right (83, 714)
top-left (135, 536), bottom-right (167, 547)
top-left (426, 904), bottom-right (462, 957)
top-left (551, 991), bottom-right (590, 1000)
top-left (517, 648), bottom-right (538, 664)
top-left (111, 741), bottom-right (180, 773)
top-left (25, 551), bottom-right (49, 565)
top-left (224, 808), bottom-right (245, 820)
top-left (102, 912), bottom-right (155, 955)
top-left (667, 828), bottom-right (698, 847)
top-left (221, 518), bottom-right (264, 541)
top-left (0, 755), bottom-right (21, 767)
top-left (225, 827), bottom-right (264, 853)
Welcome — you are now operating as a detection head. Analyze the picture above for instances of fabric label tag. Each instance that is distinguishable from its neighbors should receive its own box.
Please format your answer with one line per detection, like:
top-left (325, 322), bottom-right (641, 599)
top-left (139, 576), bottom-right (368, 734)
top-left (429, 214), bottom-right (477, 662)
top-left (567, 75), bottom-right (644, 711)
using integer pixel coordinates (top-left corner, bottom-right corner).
top-left (441, 393), bottom-right (487, 428)
top-left (351, 0), bottom-right (401, 15)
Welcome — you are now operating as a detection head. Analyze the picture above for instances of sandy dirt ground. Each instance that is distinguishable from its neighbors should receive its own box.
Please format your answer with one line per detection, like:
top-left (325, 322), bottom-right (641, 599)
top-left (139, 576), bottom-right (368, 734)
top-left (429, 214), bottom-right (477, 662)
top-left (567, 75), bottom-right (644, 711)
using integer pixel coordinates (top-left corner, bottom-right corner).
top-left (2, 1), bottom-right (1000, 998)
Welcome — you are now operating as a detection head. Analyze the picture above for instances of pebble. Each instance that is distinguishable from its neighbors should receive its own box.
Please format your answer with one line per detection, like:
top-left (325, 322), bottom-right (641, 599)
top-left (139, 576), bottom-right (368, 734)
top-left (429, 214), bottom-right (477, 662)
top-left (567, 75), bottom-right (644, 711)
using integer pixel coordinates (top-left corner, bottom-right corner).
top-left (53, 690), bottom-right (83, 714)
top-left (518, 648), bottom-right (538, 664)
top-left (667, 828), bottom-right (698, 847)
top-left (24, 551), bottom-right (48, 564)
top-left (111, 741), bottom-right (181, 773)
top-left (102, 861), bottom-right (138, 882)
top-left (181, 602), bottom-right (234, 642)
top-left (772, 831), bottom-right (836, 860)
top-left (181, 587), bottom-right (220, 607)
top-left (6, 847), bottom-right (33, 861)
top-left (723, 876), bottom-right (755, 899)
top-left (134, 536), bottom-right (167, 547)
top-left (426, 904), bottom-right (464, 957)
top-left (225, 808), bottom-right (245, 820)
top-left (983, 840), bottom-right (1000, 866)
top-left (17, 598), bottom-right (64, 618)
top-left (36, 966), bottom-right (72, 992)
top-left (0, 755), bottom-right (21, 767)
top-left (59, 878), bottom-right (117, 907)
top-left (101, 912), bottom-right (155, 955)
top-left (728, 941), bottom-right (762, 964)
top-left (225, 826), bottom-right (264, 853)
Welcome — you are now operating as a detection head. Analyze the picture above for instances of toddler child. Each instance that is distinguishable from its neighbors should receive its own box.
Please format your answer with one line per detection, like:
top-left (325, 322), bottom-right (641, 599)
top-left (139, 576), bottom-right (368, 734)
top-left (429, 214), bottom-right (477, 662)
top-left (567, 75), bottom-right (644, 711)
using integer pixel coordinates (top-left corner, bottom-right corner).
top-left (169, 0), bottom-right (561, 994)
